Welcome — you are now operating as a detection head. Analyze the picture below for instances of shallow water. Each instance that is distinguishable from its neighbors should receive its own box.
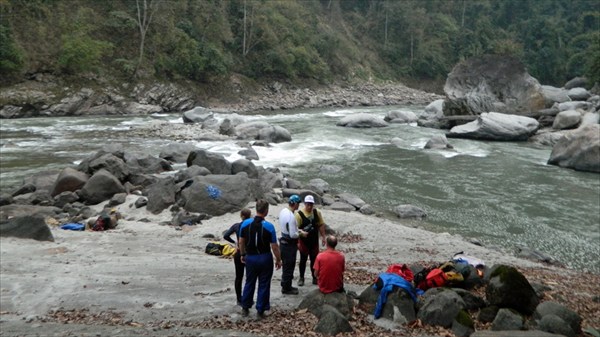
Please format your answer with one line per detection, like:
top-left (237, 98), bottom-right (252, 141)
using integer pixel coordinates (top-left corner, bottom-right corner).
top-left (1, 106), bottom-right (598, 272)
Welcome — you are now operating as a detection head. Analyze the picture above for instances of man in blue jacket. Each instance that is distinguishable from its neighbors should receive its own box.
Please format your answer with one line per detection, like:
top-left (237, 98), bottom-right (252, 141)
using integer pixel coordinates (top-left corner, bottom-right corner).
top-left (238, 199), bottom-right (282, 318)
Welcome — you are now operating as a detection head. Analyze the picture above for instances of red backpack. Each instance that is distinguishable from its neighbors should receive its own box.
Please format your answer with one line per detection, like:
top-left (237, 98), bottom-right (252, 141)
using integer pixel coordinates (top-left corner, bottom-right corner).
top-left (417, 268), bottom-right (447, 290)
top-left (385, 264), bottom-right (414, 282)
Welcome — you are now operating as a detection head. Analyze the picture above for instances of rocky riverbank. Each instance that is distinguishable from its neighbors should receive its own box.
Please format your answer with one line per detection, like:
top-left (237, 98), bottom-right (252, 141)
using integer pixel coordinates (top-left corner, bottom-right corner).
top-left (0, 74), bottom-right (443, 119)
top-left (1, 196), bottom-right (599, 337)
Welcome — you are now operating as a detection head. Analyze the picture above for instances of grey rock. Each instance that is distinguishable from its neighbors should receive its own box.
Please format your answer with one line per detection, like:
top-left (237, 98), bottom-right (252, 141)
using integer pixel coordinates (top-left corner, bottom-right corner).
top-left (491, 308), bottom-right (524, 331)
top-left (78, 169), bottom-right (126, 205)
top-left (159, 143), bottom-right (200, 163)
top-left (447, 112), bottom-right (539, 141)
top-left (0, 215), bottom-right (54, 242)
top-left (50, 167), bottom-right (89, 197)
top-left (548, 124), bottom-right (600, 173)
top-left (552, 110), bottom-right (581, 130)
top-left (393, 204), bottom-right (427, 219)
top-left (443, 55), bottom-right (545, 116)
top-left (336, 113), bottom-right (388, 128)
top-left (186, 149), bottom-right (231, 175)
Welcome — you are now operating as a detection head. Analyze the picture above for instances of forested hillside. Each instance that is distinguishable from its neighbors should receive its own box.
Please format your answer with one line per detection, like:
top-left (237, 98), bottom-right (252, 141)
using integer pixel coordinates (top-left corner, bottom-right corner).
top-left (1, 0), bottom-right (598, 89)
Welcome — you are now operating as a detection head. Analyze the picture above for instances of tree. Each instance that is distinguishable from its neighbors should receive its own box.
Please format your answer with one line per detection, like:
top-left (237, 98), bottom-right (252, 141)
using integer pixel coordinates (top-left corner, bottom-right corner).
top-left (134, 0), bottom-right (160, 76)
top-left (0, 24), bottom-right (24, 78)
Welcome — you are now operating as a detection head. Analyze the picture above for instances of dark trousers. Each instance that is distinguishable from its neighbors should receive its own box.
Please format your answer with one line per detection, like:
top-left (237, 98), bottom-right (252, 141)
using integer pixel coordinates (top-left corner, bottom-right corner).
top-left (280, 240), bottom-right (298, 290)
top-left (298, 241), bottom-right (319, 281)
top-left (241, 253), bottom-right (273, 313)
top-left (233, 251), bottom-right (244, 303)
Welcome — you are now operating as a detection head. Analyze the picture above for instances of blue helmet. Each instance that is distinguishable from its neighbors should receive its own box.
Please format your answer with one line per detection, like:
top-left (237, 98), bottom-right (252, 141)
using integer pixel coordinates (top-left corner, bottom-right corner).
top-left (288, 194), bottom-right (301, 204)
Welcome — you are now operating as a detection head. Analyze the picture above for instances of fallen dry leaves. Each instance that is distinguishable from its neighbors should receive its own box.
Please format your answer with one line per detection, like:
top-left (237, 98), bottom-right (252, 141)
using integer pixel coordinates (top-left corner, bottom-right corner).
top-left (40, 260), bottom-right (599, 337)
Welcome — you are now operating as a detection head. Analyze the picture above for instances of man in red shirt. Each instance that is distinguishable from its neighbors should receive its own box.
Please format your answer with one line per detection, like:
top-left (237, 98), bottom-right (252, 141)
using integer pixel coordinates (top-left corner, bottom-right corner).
top-left (314, 235), bottom-right (345, 294)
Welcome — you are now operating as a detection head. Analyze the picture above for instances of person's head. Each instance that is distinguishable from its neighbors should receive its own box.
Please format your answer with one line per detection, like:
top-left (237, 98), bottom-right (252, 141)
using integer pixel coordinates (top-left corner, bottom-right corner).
top-left (303, 195), bottom-right (315, 211)
top-left (255, 199), bottom-right (269, 216)
top-left (240, 208), bottom-right (251, 220)
top-left (326, 235), bottom-right (338, 249)
top-left (288, 194), bottom-right (301, 210)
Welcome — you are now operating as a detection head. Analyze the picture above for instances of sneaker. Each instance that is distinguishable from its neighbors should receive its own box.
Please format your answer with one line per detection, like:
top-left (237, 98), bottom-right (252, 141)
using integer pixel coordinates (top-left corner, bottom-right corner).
top-left (298, 278), bottom-right (305, 287)
top-left (241, 308), bottom-right (249, 317)
top-left (257, 310), bottom-right (270, 319)
top-left (281, 287), bottom-right (299, 295)
top-left (312, 278), bottom-right (318, 285)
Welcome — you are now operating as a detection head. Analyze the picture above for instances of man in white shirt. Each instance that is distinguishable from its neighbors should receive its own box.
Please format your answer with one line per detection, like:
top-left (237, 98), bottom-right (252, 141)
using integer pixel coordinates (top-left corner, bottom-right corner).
top-left (279, 194), bottom-right (301, 294)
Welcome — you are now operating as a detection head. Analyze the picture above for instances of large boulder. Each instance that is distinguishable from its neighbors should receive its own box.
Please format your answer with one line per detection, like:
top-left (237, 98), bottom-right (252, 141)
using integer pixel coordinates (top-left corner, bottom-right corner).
top-left (384, 110), bottom-right (418, 123)
top-left (186, 149), bottom-right (232, 175)
top-left (424, 134), bottom-right (454, 150)
top-left (446, 112), bottom-right (539, 141)
top-left (534, 301), bottom-right (582, 337)
top-left (547, 124), bottom-right (600, 173)
top-left (417, 289), bottom-right (466, 328)
top-left (50, 167), bottom-right (89, 197)
top-left (82, 153), bottom-right (129, 182)
top-left (231, 159), bottom-right (258, 179)
top-left (298, 289), bottom-right (355, 320)
top-left (180, 173), bottom-right (258, 216)
top-left (564, 76), bottom-right (588, 90)
top-left (182, 107), bottom-right (213, 124)
top-left (145, 177), bottom-right (178, 214)
top-left (0, 204), bottom-right (60, 221)
top-left (567, 88), bottom-right (591, 101)
top-left (234, 121), bottom-right (292, 143)
top-left (0, 215), bottom-right (54, 242)
top-left (541, 85), bottom-right (572, 108)
top-left (124, 152), bottom-right (173, 174)
top-left (443, 55), bottom-right (545, 116)
top-left (552, 110), bottom-right (581, 130)
top-left (78, 169), bottom-right (126, 205)
top-left (418, 99), bottom-right (450, 129)
top-left (159, 143), bottom-right (200, 163)
top-left (485, 265), bottom-right (539, 315)
top-left (22, 170), bottom-right (60, 193)
top-left (336, 113), bottom-right (388, 128)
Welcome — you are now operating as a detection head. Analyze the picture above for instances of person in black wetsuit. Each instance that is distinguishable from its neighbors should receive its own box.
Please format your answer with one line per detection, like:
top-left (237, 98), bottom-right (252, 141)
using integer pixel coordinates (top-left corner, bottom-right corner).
top-left (223, 208), bottom-right (252, 306)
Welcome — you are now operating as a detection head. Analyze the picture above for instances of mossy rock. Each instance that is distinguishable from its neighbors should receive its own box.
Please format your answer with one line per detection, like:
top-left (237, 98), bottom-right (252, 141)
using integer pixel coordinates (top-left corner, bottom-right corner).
top-left (486, 264), bottom-right (539, 315)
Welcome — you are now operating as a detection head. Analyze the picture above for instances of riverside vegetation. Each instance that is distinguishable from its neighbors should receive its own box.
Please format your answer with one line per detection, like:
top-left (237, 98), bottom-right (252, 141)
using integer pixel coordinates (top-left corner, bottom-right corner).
top-left (1, 0), bottom-right (599, 114)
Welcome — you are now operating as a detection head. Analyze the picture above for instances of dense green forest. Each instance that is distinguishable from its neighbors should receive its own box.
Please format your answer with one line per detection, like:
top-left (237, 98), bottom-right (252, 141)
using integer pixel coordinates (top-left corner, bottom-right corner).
top-left (1, 0), bottom-right (598, 88)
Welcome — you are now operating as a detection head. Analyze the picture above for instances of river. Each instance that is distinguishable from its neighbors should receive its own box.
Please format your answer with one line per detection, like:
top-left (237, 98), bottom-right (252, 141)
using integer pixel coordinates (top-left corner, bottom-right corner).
top-left (1, 105), bottom-right (599, 273)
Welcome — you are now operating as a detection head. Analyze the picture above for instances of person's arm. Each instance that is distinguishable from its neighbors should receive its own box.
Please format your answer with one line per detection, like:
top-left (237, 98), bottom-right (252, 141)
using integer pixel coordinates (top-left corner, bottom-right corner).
top-left (223, 223), bottom-right (238, 244)
top-left (318, 210), bottom-right (327, 246)
top-left (288, 213), bottom-right (299, 239)
top-left (271, 243), bottom-right (282, 270)
top-left (239, 237), bottom-right (246, 264)
top-left (295, 212), bottom-right (307, 238)
top-left (314, 255), bottom-right (321, 278)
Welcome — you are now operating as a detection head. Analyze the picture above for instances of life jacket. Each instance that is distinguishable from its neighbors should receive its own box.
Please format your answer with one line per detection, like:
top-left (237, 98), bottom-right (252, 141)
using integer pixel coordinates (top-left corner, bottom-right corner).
top-left (240, 216), bottom-right (272, 255)
top-left (298, 209), bottom-right (319, 246)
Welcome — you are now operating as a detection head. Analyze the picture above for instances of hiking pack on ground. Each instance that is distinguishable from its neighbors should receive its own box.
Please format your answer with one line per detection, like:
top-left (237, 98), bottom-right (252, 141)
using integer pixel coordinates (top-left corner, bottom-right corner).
top-left (205, 242), bottom-right (236, 257)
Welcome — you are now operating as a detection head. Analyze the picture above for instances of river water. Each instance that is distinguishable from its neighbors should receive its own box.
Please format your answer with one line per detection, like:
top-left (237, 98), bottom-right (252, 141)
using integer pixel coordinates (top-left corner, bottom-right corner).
top-left (1, 106), bottom-right (599, 273)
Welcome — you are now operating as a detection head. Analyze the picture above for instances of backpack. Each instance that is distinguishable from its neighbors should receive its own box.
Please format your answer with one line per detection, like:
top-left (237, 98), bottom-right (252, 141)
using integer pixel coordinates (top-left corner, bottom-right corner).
top-left (205, 242), bottom-right (224, 256)
top-left (205, 242), bottom-right (236, 257)
top-left (417, 268), bottom-right (447, 290)
top-left (92, 214), bottom-right (111, 231)
top-left (385, 264), bottom-right (414, 282)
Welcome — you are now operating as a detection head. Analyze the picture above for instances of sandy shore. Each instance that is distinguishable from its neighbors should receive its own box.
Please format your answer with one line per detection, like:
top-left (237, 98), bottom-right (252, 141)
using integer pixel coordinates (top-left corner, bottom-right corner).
top-left (1, 194), bottom-right (569, 336)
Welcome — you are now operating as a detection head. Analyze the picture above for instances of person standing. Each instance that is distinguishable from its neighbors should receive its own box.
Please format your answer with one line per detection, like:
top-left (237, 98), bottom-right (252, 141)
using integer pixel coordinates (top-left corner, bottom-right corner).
top-left (223, 208), bottom-right (252, 306)
top-left (295, 195), bottom-right (327, 286)
top-left (238, 200), bottom-right (282, 318)
top-left (314, 235), bottom-right (345, 294)
top-left (278, 194), bottom-right (301, 295)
